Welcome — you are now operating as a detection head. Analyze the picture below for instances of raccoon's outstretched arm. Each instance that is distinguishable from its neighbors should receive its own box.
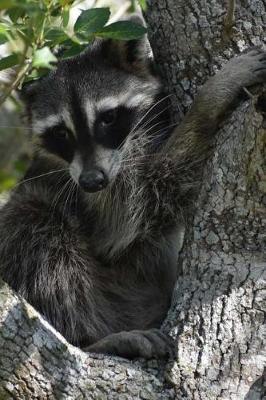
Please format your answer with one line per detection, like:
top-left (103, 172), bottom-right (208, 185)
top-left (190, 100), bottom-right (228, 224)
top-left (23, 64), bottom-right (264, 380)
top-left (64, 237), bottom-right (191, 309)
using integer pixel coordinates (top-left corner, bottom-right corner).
top-left (164, 49), bottom-right (266, 160)
top-left (140, 49), bottom-right (266, 232)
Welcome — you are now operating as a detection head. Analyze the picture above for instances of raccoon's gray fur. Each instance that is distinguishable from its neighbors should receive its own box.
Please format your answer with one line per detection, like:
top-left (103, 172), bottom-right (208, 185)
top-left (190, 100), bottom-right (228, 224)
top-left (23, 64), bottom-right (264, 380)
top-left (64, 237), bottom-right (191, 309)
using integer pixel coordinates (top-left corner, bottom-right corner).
top-left (0, 30), bottom-right (266, 359)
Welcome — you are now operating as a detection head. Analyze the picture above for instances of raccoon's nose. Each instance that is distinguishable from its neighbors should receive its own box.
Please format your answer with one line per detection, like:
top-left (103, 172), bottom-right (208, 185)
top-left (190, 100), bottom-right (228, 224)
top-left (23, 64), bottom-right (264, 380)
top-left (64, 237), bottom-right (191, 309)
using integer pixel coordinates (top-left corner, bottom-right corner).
top-left (79, 169), bottom-right (108, 192)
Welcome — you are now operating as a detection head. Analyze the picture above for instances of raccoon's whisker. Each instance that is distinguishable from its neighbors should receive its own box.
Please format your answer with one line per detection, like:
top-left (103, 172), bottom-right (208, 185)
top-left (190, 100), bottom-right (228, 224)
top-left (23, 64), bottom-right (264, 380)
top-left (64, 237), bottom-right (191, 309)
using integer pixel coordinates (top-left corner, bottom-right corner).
top-left (117, 121), bottom-right (157, 153)
top-left (128, 120), bottom-right (169, 144)
top-left (120, 145), bottom-right (162, 166)
top-left (50, 177), bottom-right (72, 220)
top-left (120, 161), bottom-right (149, 168)
top-left (130, 104), bottom-right (172, 139)
top-left (120, 153), bottom-right (155, 164)
top-left (129, 94), bottom-right (173, 136)
top-left (75, 182), bottom-right (79, 218)
top-left (13, 168), bottom-right (69, 189)
top-left (121, 121), bottom-right (179, 163)
top-left (129, 122), bottom-right (176, 148)
top-left (119, 156), bottom-right (150, 168)
top-left (119, 119), bottom-right (176, 165)
top-left (70, 180), bottom-right (78, 216)
top-left (115, 112), bottom-right (171, 155)
top-left (60, 178), bottom-right (74, 226)
top-left (120, 155), bottom-right (151, 163)
top-left (47, 173), bottom-right (71, 231)
top-left (62, 179), bottom-right (76, 224)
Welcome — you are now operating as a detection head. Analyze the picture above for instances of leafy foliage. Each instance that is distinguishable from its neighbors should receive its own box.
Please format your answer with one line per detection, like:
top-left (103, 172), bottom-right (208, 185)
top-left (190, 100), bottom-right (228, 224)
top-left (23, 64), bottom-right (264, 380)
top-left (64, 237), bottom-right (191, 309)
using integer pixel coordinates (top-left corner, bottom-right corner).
top-left (0, 0), bottom-right (147, 103)
top-left (0, 158), bottom-right (27, 192)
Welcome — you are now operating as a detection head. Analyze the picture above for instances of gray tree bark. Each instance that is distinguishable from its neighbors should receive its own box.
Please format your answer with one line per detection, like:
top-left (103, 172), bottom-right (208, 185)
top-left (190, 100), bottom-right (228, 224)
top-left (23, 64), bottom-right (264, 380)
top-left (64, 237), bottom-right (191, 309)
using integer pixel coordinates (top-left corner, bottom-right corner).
top-left (0, 0), bottom-right (265, 399)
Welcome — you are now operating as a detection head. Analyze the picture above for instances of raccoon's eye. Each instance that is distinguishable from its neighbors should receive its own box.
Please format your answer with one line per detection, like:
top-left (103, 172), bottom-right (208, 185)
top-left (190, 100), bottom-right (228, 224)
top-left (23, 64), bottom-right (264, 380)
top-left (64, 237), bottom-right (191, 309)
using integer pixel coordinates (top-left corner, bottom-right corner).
top-left (100, 109), bottom-right (117, 126)
top-left (54, 128), bottom-right (69, 140)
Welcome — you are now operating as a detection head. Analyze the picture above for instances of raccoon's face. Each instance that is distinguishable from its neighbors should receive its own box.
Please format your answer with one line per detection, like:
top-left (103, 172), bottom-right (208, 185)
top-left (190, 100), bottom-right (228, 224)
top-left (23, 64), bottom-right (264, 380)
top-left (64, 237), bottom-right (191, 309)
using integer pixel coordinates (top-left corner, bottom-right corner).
top-left (22, 36), bottom-right (170, 193)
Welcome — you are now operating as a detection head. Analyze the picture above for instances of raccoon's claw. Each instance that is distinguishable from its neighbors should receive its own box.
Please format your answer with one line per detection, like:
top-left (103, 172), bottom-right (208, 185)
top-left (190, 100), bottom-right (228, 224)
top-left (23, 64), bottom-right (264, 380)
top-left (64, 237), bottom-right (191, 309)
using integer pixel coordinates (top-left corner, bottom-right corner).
top-left (226, 48), bottom-right (266, 87)
top-left (141, 329), bottom-right (175, 359)
top-left (248, 49), bottom-right (266, 76)
top-left (84, 328), bottom-right (174, 360)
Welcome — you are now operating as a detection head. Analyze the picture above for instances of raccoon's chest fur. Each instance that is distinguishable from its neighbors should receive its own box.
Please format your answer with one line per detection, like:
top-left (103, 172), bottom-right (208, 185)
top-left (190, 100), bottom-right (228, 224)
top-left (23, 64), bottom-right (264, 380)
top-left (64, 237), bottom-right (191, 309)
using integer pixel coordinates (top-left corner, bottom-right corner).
top-left (0, 167), bottom-right (180, 345)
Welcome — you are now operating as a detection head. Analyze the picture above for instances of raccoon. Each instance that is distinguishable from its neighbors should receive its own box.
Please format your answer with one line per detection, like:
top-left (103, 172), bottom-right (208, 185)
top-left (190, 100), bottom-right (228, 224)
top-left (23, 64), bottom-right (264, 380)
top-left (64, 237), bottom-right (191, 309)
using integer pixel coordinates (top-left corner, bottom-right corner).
top-left (0, 26), bottom-right (265, 358)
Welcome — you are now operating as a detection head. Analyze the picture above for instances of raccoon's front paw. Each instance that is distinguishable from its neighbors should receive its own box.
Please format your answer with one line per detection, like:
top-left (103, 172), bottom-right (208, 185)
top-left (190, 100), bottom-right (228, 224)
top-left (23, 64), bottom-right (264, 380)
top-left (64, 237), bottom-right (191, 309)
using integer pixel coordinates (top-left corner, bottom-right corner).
top-left (226, 48), bottom-right (266, 88)
top-left (84, 328), bottom-right (174, 360)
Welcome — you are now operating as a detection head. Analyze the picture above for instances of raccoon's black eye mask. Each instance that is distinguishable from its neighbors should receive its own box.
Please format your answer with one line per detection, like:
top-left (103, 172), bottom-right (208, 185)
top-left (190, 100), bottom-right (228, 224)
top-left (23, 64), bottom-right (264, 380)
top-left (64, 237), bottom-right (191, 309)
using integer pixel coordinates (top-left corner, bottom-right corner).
top-left (41, 123), bottom-right (75, 162)
top-left (99, 108), bottom-right (117, 126)
top-left (94, 106), bottom-right (135, 149)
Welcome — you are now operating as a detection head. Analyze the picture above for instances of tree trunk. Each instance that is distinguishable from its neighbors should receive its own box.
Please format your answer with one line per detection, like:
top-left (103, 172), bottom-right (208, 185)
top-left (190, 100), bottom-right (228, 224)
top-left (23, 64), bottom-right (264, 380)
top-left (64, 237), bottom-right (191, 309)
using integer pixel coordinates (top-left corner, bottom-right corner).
top-left (0, 0), bottom-right (265, 399)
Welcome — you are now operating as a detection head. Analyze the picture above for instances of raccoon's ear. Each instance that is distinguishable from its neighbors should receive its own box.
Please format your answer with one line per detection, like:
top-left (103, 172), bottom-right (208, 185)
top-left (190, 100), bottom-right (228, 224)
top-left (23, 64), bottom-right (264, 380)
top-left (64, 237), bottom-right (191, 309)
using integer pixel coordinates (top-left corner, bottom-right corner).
top-left (123, 15), bottom-right (151, 64)
top-left (18, 79), bottom-right (39, 104)
top-left (102, 16), bottom-right (153, 77)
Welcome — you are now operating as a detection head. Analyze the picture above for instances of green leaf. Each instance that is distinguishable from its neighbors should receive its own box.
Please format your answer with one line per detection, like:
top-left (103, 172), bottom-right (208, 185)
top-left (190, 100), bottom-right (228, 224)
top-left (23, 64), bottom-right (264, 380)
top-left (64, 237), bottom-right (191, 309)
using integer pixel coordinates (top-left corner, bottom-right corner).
top-left (32, 47), bottom-right (57, 69)
top-left (138, 0), bottom-right (147, 10)
top-left (61, 43), bottom-right (86, 59)
top-left (45, 28), bottom-right (69, 45)
top-left (96, 21), bottom-right (147, 40)
top-left (0, 54), bottom-right (19, 71)
top-left (0, 33), bottom-right (7, 44)
top-left (24, 68), bottom-right (49, 82)
top-left (0, 22), bottom-right (9, 33)
top-left (0, 23), bottom-right (9, 44)
top-left (32, 13), bottom-right (46, 37)
top-left (74, 8), bottom-right (110, 38)
top-left (16, 25), bottom-right (34, 44)
top-left (62, 8), bottom-right (70, 28)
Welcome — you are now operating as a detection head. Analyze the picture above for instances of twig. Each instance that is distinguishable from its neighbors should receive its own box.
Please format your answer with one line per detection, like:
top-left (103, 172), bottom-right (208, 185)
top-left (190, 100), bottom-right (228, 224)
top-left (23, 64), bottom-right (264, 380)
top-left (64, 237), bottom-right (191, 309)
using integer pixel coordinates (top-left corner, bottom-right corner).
top-left (242, 87), bottom-right (253, 99)
top-left (0, 38), bottom-right (31, 108)
top-left (224, 0), bottom-right (236, 34)
top-left (0, 62), bottom-right (31, 108)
